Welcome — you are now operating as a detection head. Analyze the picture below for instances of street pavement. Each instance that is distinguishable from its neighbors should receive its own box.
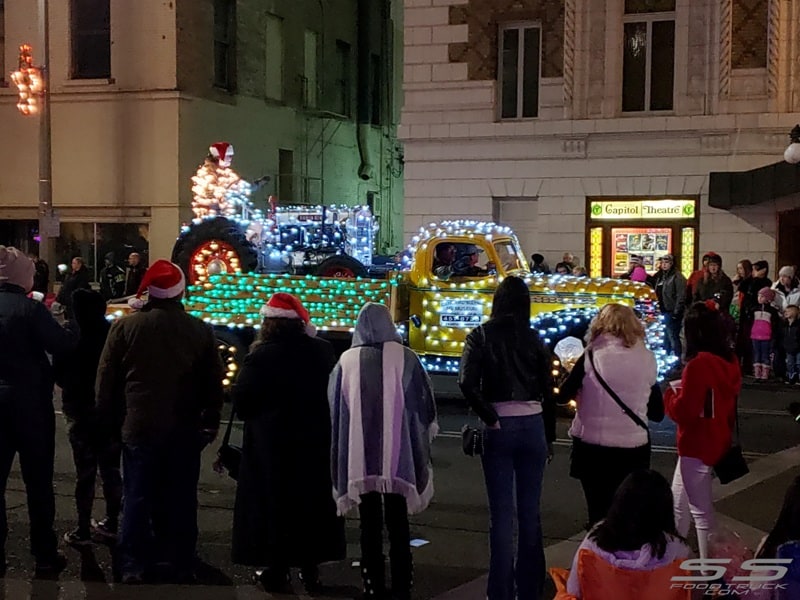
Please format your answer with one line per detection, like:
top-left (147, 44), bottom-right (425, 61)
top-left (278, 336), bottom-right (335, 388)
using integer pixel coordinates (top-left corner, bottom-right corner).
top-left (2, 381), bottom-right (800, 599)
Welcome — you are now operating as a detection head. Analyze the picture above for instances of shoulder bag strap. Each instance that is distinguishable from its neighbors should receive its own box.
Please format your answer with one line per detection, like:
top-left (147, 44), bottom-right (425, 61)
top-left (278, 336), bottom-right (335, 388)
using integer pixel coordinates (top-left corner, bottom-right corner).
top-left (587, 349), bottom-right (650, 438)
top-left (221, 401), bottom-right (236, 448)
top-left (731, 395), bottom-right (741, 446)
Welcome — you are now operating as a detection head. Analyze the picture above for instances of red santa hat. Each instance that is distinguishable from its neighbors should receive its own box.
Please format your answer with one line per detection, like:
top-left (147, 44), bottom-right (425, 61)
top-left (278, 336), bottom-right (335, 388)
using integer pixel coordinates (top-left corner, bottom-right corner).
top-left (259, 292), bottom-right (317, 336)
top-left (128, 259), bottom-right (186, 309)
top-left (209, 142), bottom-right (234, 167)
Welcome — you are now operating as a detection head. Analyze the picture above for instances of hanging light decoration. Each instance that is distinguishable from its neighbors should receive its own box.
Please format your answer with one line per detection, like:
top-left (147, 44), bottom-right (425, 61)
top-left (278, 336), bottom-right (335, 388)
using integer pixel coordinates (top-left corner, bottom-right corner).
top-left (10, 45), bottom-right (44, 116)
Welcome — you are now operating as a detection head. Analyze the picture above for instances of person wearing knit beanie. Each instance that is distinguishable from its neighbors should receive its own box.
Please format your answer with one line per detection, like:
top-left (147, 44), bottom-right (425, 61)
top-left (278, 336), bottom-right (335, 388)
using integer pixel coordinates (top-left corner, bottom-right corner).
top-left (0, 246), bottom-right (76, 574)
top-left (779, 266), bottom-right (796, 280)
top-left (0, 246), bottom-right (35, 293)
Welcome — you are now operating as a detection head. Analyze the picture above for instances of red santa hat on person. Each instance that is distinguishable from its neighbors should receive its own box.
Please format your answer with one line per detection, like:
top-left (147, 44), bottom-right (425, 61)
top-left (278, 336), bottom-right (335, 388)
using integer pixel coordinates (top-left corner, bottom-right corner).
top-left (209, 142), bottom-right (234, 167)
top-left (259, 292), bottom-right (317, 336)
top-left (128, 259), bottom-right (186, 310)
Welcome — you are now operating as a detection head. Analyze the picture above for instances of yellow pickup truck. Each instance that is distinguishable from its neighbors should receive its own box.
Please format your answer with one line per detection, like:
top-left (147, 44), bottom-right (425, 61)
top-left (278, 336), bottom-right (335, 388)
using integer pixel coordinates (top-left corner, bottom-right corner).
top-left (176, 220), bottom-right (671, 385)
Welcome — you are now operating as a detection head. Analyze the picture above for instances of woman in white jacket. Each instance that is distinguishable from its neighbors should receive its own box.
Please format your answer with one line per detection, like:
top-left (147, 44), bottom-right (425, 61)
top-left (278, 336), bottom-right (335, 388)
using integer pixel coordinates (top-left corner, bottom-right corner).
top-left (561, 304), bottom-right (664, 527)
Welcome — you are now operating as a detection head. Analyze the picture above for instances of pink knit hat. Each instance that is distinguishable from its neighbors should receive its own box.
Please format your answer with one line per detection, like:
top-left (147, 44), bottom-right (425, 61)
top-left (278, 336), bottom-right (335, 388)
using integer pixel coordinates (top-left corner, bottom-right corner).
top-left (0, 246), bottom-right (35, 293)
top-left (758, 287), bottom-right (776, 303)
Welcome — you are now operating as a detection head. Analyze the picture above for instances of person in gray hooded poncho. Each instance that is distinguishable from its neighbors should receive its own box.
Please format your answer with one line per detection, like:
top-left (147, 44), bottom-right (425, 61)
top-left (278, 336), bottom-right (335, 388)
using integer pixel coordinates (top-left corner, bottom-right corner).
top-left (329, 302), bottom-right (438, 600)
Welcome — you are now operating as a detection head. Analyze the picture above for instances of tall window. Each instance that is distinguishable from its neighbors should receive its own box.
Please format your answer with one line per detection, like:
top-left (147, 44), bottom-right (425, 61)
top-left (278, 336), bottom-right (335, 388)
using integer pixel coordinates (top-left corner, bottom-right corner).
top-left (303, 30), bottom-right (319, 108)
top-left (71, 0), bottom-right (111, 79)
top-left (265, 14), bottom-right (283, 100)
top-left (622, 0), bottom-right (675, 112)
top-left (213, 0), bottom-right (236, 90)
top-left (335, 40), bottom-right (352, 116)
top-left (499, 24), bottom-right (541, 120)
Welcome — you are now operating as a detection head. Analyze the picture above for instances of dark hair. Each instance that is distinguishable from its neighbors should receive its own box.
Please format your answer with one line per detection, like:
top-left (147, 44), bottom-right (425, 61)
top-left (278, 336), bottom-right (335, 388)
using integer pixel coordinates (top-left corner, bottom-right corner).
top-left (590, 470), bottom-right (681, 559)
top-left (738, 259), bottom-right (753, 278)
top-left (554, 262), bottom-right (570, 273)
top-left (683, 302), bottom-right (735, 361)
top-left (490, 276), bottom-right (530, 324)
top-left (531, 253), bottom-right (545, 264)
top-left (252, 317), bottom-right (305, 350)
top-left (757, 476), bottom-right (800, 559)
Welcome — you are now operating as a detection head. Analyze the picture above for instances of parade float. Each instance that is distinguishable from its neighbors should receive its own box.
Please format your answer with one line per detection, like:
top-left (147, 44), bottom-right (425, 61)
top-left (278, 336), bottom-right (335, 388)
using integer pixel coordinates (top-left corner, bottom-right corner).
top-left (107, 142), bottom-right (674, 389)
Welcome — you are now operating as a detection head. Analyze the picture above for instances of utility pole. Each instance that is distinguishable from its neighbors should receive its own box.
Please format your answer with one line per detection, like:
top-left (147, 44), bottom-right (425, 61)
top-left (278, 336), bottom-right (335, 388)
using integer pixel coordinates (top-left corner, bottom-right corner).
top-left (38, 0), bottom-right (53, 266)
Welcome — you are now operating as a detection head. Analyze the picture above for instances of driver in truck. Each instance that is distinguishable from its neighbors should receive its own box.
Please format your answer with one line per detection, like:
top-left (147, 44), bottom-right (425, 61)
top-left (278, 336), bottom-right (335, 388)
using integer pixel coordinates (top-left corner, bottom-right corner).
top-left (435, 244), bottom-right (495, 280)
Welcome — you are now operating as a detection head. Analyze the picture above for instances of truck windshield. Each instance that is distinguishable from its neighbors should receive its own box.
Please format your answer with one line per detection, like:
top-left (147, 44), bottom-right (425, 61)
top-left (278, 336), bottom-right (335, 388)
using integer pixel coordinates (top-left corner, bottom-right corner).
top-left (494, 240), bottom-right (527, 273)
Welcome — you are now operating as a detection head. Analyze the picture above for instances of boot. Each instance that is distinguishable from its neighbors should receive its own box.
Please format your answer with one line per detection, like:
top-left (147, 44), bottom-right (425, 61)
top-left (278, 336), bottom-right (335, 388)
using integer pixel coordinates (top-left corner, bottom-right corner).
top-left (390, 548), bottom-right (413, 600)
top-left (762, 364), bottom-right (772, 380)
top-left (753, 364), bottom-right (764, 380)
top-left (361, 560), bottom-right (386, 599)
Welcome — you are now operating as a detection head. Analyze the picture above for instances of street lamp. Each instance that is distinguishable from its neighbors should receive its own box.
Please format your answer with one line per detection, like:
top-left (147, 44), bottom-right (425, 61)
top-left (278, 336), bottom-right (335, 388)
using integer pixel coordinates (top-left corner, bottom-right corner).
top-left (8, 0), bottom-right (53, 267)
top-left (784, 124), bottom-right (800, 165)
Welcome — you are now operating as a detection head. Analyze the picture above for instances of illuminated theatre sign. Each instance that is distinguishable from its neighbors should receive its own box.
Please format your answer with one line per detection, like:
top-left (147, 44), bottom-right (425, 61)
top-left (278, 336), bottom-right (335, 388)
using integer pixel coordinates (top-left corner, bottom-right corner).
top-left (590, 199), bottom-right (696, 221)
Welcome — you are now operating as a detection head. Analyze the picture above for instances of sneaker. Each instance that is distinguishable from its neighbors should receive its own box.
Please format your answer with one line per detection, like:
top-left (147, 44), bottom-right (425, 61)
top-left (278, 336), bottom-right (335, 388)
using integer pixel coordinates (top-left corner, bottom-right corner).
top-left (34, 551), bottom-right (67, 574)
top-left (64, 528), bottom-right (92, 547)
top-left (91, 517), bottom-right (118, 540)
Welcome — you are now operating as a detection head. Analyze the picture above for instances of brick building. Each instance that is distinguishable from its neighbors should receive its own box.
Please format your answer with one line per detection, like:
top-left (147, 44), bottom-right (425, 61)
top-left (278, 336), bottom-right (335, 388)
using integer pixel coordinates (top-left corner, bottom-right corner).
top-left (0, 0), bottom-right (403, 280)
top-left (400, 0), bottom-right (800, 278)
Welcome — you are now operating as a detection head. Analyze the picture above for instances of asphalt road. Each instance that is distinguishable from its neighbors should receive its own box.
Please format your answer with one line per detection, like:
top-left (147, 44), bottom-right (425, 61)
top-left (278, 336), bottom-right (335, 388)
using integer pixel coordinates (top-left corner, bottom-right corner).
top-left (1, 382), bottom-right (799, 599)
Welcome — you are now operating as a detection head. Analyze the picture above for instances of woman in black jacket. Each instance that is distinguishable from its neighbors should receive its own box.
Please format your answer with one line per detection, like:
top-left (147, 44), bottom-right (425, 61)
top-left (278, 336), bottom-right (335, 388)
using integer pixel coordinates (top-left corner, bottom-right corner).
top-left (458, 276), bottom-right (555, 600)
top-left (231, 293), bottom-right (344, 593)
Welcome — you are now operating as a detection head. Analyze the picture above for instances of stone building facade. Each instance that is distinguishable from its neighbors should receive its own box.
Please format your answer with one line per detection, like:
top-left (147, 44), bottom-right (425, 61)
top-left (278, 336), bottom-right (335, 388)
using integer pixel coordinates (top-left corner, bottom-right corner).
top-left (400, 0), bottom-right (800, 277)
top-left (0, 0), bottom-right (403, 280)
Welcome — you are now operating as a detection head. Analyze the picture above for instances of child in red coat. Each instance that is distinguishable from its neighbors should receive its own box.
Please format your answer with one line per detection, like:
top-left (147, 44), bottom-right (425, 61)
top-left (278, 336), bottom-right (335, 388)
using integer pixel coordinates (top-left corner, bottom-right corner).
top-left (665, 302), bottom-right (742, 561)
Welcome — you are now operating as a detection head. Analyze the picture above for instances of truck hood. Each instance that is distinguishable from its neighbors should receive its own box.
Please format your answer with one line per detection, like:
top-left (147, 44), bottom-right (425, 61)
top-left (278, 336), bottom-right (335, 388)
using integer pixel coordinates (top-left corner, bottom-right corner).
top-left (352, 302), bottom-right (402, 347)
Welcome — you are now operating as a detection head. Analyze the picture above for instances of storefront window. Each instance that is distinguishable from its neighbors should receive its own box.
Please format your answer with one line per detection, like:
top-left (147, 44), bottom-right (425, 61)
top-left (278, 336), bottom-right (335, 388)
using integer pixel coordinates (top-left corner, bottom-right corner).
top-left (612, 227), bottom-right (671, 276)
top-left (55, 222), bottom-right (149, 282)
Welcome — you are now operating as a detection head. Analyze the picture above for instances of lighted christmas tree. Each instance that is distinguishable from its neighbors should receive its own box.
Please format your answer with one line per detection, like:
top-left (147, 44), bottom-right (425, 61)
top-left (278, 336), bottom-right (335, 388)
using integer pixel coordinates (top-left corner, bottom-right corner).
top-left (191, 142), bottom-right (256, 221)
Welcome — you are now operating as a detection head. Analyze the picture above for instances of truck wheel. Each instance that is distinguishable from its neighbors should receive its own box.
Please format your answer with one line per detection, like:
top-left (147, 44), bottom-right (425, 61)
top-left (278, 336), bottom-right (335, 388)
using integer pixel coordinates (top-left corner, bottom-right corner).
top-left (172, 218), bottom-right (259, 285)
top-left (315, 255), bottom-right (368, 279)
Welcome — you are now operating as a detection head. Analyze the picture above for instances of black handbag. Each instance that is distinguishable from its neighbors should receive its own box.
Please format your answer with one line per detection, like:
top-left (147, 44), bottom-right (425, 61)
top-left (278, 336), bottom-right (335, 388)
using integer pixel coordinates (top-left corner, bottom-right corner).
top-left (714, 397), bottom-right (749, 485)
top-left (461, 424), bottom-right (485, 457)
top-left (215, 404), bottom-right (242, 480)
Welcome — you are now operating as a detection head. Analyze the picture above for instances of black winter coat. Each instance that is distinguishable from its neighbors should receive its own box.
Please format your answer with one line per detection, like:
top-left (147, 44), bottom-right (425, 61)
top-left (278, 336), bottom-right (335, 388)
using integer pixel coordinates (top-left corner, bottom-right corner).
top-left (95, 299), bottom-right (224, 444)
top-left (0, 284), bottom-right (77, 410)
top-left (53, 289), bottom-right (110, 421)
top-left (231, 333), bottom-right (345, 567)
top-left (56, 266), bottom-right (92, 316)
top-left (693, 273), bottom-right (734, 312)
top-left (458, 316), bottom-right (556, 442)
top-left (782, 319), bottom-right (800, 355)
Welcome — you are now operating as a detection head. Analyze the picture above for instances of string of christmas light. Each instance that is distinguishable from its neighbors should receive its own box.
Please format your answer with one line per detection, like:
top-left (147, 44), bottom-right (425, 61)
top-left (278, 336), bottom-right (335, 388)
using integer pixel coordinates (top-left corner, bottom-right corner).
top-left (184, 273), bottom-right (396, 330)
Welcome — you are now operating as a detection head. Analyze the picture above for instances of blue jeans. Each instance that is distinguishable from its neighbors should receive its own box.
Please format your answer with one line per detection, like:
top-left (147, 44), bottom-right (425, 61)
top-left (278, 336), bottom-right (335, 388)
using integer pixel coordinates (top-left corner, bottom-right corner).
top-left (119, 430), bottom-right (204, 577)
top-left (480, 415), bottom-right (548, 600)
top-left (662, 312), bottom-right (682, 359)
top-left (752, 339), bottom-right (772, 365)
top-left (787, 353), bottom-right (800, 379)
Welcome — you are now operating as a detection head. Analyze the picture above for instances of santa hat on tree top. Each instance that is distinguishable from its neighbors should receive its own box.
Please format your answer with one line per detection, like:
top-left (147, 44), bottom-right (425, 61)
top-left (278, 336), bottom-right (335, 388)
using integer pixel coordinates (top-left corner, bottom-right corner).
top-left (128, 259), bottom-right (186, 310)
top-left (209, 142), bottom-right (234, 167)
top-left (259, 292), bottom-right (317, 336)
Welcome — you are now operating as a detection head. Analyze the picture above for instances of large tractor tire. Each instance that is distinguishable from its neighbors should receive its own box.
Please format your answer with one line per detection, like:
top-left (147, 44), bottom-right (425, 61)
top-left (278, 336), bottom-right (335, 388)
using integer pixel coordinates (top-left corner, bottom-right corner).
top-left (315, 254), bottom-right (368, 279)
top-left (172, 218), bottom-right (259, 285)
